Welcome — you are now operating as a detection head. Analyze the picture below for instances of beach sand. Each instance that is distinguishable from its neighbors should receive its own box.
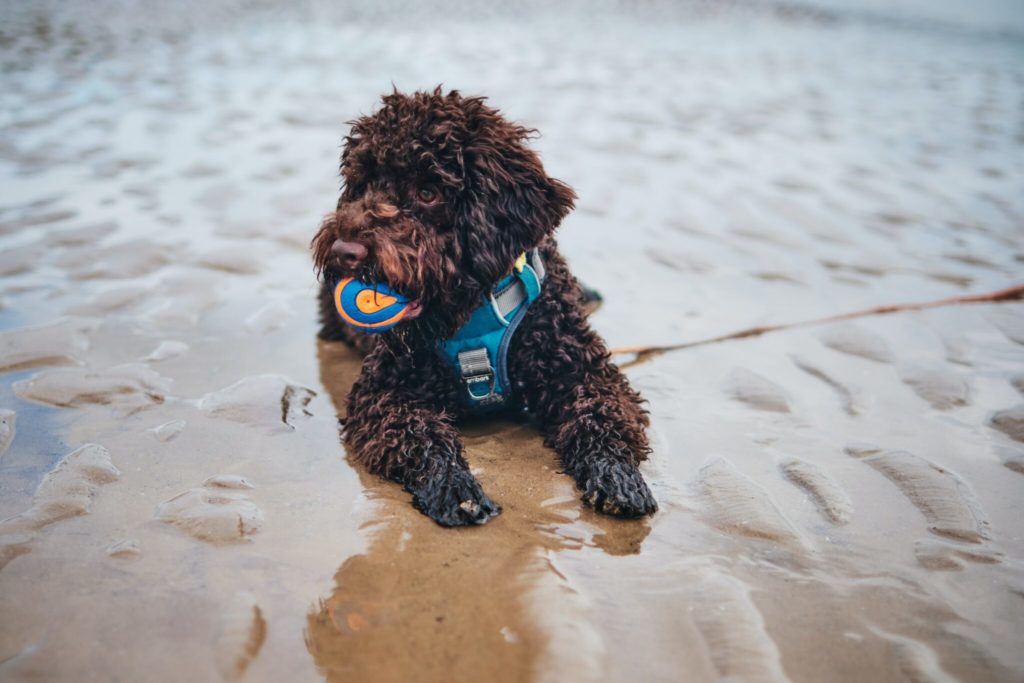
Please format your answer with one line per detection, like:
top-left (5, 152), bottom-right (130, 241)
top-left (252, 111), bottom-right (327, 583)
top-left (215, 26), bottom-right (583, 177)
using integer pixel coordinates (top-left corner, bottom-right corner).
top-left (1, 1), bottom-right (1022, 681)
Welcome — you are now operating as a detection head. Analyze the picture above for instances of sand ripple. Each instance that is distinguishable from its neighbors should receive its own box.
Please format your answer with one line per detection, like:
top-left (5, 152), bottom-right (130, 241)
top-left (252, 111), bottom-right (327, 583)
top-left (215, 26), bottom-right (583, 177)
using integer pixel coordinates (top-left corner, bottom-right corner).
top-left (106, 538), bottom-right (142, 559)
top-left (914, 539), bottom-right (1002, 571)
top-left (143, 340), bottom-right (189, 362)
top-left (156, 481), bottom-right (263, 544)
top-left (0, 409), bottom-right (14, 459)
top-left (13, 363), bottom-right (170, 413)
top-left (819, 324), bottom-right (893, 363)
top-left (150, 419), bottom-right (186, 442)
top-left (695, 457), bottom-right (802, 545)
top-left (882, 632), bottom-right (960, 683)
top-left (791, 355), bottom-right (860, 416)
top-left (204, 474), bottom-right (255, 490)
top-left (216, 591), bottom-right (267, 680)
top-left (989, 404), bottom-right (1024, 443)
top-left (244, 300), bottom-right (296, 335)
top-left (780, 457), bottom-right (853, 525)
top-left (0, 317), bottom-right (99, 373)
top-left (725, 368), bottom-right (791, 413)
top-left (60, 239), bottom-right (176, 280)
top-left (985, 309), bottom-right (1024, 346)
top-left (898, 362), bottom-right (970, 410)
top-left (848, 447), bottom-right (989, 543)
top-left (0, 443), bottom-right (120, 570)
top-left (144, 271), bottom-right (224, 328)
top-left (690, 570), bottom-right (790, 683)
top-left (198, 374), bottom-right (315, 432)
top-left (0, 2), bottom-right (1022, 680)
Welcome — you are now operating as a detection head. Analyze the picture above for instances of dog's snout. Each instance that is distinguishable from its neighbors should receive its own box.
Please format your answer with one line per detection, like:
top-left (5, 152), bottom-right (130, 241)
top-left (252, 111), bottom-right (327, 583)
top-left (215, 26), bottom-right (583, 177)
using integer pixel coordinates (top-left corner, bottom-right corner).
top-left (331, 239), bottom-right (368, 267)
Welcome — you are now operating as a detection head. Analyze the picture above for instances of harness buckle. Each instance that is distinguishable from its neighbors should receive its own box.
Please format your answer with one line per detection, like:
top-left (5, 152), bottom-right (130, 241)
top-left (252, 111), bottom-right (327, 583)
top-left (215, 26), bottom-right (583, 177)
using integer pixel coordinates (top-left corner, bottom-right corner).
top-left (457, 348), bottom-right (503, 406)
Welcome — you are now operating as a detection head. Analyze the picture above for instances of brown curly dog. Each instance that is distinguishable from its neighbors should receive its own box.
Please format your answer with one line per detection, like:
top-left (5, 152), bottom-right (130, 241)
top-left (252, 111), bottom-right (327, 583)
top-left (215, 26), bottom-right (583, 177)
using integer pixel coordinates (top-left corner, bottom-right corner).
top-left (312, 87), bottom-right (657, 526)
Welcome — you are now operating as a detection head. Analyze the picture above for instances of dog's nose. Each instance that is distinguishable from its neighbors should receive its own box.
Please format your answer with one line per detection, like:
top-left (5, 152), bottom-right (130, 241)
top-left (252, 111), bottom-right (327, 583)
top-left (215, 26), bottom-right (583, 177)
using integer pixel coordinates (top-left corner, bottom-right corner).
top-left (331, 239), bottom-right (368, 267)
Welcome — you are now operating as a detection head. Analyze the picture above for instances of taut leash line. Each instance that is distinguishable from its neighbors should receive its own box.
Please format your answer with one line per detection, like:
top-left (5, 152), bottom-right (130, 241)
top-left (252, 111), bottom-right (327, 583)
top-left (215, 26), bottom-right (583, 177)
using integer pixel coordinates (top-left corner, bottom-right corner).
top-left (610, 283), bottom-right (1024, 364)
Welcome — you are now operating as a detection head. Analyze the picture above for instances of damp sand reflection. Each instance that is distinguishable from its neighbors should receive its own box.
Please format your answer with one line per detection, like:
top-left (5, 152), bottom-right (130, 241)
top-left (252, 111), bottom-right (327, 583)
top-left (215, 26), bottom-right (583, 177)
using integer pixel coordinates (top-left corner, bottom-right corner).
top-left (307, 341), bottom-right (652, 683)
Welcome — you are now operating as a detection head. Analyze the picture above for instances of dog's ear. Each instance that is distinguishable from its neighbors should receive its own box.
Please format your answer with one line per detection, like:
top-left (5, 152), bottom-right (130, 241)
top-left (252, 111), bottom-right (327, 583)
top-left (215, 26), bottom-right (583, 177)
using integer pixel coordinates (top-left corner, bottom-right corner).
top-left (456, 114), bottom-right (576, 287)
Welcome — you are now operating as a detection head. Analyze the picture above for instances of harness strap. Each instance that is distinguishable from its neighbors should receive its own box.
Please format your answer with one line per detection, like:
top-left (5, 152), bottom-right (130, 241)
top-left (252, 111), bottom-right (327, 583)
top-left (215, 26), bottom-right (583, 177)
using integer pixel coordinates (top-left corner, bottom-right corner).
top-left (442, 249), bottom-right (545, 411)
top-left (493, 281), bottom-right (526, 320)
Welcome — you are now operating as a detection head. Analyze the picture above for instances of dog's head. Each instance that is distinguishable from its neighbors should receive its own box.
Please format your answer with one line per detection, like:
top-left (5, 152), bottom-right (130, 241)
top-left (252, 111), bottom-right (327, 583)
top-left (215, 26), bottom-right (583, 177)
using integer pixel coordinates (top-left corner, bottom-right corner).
top-left (312, 88), bottom-right (575, 337)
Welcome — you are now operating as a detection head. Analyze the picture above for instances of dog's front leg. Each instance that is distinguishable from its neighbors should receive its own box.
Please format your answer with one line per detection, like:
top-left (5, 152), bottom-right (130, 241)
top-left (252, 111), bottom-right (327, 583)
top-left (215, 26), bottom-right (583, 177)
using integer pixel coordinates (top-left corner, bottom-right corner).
top-left (541, 370), bottom-right (658, 518)
top-left (344, 357), bottom-right (500, 527)
top-left (514, 287), bottom-right (658, 518)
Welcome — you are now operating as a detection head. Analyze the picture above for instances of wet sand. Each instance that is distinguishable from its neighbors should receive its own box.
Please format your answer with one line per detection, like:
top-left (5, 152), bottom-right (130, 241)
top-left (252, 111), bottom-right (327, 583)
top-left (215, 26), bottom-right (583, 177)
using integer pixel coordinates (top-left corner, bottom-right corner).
top-left (1, 1), bottom-right (1023, 681)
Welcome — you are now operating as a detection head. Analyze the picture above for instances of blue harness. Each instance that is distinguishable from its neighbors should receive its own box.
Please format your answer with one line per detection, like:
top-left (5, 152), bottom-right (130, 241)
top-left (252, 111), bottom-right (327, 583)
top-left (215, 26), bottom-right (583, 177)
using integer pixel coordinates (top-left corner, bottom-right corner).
top-left (438, 249), bottom-right (545, 412)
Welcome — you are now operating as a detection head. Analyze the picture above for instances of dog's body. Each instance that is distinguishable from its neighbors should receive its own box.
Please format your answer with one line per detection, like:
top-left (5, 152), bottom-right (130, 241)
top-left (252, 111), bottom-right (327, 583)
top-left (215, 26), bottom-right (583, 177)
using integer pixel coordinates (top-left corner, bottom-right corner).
top-left (313, 88), bottom-right (656, 526)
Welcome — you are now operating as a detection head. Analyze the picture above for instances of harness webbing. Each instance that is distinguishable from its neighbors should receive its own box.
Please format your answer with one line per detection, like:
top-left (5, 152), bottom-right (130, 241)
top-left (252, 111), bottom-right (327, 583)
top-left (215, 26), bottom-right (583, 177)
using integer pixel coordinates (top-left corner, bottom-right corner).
top-left (438, 249), bottom-right (545, 411)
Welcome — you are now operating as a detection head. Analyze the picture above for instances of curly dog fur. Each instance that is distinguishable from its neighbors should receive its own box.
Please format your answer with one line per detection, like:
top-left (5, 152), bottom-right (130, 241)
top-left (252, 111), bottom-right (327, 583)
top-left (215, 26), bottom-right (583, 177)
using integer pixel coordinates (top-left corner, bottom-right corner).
top-left (312, 87), bottom-right (657, 526)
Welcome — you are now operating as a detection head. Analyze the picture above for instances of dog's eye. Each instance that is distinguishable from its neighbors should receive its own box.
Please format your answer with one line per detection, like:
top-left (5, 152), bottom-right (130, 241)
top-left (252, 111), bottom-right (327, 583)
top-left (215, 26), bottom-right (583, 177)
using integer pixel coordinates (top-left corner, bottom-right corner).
top-left (416, 187), bottom-right (439, 205)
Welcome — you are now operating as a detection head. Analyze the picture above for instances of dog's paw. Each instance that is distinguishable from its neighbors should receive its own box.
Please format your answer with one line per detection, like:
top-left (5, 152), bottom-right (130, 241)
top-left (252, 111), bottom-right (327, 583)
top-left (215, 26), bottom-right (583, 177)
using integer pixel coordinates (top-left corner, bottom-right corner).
top-left (408, 465), bottom-right (501, 527)
top-left (576, 457), bottom-right (657, 518)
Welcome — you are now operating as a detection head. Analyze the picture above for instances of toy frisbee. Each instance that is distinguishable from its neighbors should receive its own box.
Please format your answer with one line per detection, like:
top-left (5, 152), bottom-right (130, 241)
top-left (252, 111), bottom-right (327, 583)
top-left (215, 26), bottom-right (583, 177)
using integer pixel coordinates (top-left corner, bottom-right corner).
top-left (333, 277), bottom-right (412, 333)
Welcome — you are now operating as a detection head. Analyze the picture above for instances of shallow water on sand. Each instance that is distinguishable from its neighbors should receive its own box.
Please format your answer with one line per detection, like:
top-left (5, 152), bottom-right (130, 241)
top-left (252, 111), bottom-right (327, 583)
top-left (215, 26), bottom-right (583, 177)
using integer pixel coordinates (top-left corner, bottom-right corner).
top-left (1, 2), bottom-right (1023, 681)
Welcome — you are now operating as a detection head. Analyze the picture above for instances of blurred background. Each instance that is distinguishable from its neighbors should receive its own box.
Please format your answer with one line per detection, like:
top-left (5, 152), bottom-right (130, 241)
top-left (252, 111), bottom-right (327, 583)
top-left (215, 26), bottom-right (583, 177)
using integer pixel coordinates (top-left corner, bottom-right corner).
top-left (1, 2), bottom-right (1022, 682)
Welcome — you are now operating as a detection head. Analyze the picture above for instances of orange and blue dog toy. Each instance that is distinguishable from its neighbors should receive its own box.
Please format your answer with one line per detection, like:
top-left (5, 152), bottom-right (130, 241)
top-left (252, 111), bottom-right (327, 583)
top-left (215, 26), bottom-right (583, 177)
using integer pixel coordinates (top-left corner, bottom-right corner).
top-left (331, 250), bottom-right (546, 413)
top-left (333, 277), bottom-right (412, 333)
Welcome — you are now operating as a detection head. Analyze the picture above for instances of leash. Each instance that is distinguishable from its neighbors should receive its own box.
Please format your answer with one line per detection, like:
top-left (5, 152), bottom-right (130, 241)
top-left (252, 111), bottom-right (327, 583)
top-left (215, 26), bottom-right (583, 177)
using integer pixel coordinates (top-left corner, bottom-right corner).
top-left (609, 283), bottom-right (1024, 365)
